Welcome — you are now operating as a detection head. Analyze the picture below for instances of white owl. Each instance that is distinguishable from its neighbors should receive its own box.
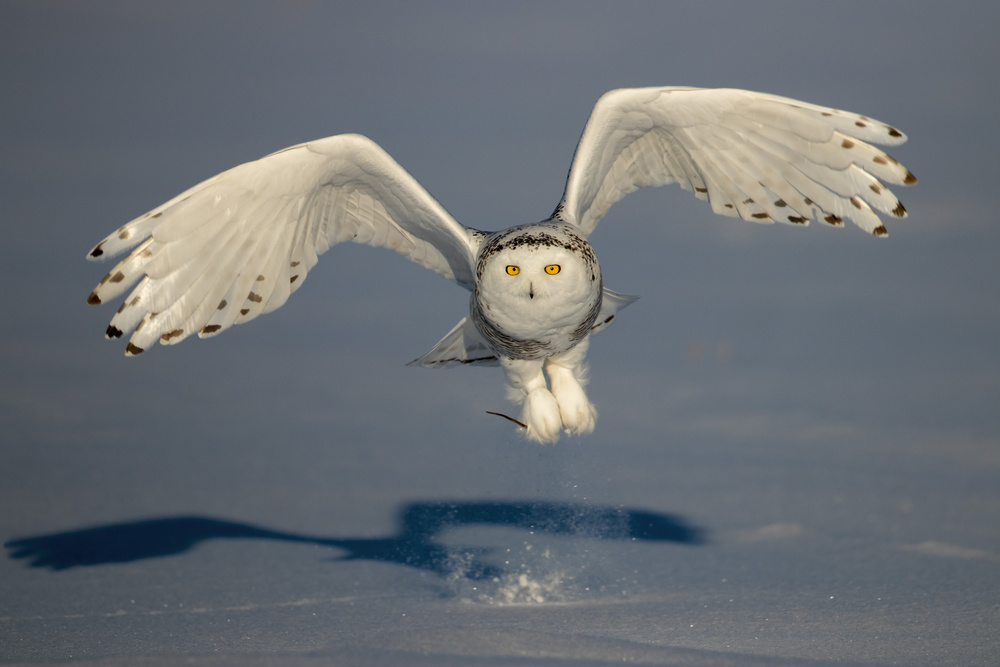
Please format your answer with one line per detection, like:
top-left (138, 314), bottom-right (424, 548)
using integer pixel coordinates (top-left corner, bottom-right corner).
top-left (86, 87), bottom-right (916, 443)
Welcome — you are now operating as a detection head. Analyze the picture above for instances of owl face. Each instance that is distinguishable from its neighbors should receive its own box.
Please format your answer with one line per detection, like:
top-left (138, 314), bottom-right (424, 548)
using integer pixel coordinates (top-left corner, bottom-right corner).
top-left (474, 222), bottom-right (602, 345)
top-left (483, 246), bottom-right (587, 302)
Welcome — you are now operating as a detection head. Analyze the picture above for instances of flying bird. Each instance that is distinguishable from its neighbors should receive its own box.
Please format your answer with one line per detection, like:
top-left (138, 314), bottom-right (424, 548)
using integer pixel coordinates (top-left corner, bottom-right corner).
top-left (86, 87), bottom-right (916, 443)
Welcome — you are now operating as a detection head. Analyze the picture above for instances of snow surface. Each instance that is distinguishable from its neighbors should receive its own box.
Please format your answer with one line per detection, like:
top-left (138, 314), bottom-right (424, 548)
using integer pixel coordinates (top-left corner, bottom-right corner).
top-left (2, 2), bottom-right (999, 666)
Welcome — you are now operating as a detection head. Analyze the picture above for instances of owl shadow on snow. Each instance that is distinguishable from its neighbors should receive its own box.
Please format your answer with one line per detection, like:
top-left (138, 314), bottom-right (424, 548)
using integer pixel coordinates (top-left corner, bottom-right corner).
top-left (5, 501), bottom-right (706, 579)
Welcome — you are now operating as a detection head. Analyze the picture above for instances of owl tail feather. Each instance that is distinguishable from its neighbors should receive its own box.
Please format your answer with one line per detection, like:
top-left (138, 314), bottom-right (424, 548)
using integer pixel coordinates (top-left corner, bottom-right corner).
top-left (408, 316), bottom-right (500, 368)
top-left (590, 288), bottom-right (639, 335)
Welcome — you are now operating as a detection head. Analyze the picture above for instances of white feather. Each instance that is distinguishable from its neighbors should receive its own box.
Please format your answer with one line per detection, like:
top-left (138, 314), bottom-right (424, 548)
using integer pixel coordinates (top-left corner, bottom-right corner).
top-left (86, 87), bottom-right (916, 442)
top-left (88, 134), bottom-right (479, 354)
top-left (555, 87), bottom-right (915, 236)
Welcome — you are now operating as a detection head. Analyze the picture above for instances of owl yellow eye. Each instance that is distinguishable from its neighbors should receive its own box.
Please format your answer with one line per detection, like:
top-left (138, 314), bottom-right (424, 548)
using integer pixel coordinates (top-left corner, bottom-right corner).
top-left (545, 264), bottom-right (561, 275)
top-left (505, 265), bottom-right (520, 275)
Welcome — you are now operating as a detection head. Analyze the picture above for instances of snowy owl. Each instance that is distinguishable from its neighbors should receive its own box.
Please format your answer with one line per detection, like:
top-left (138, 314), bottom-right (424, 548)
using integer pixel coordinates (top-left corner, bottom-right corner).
top-left (86, 87), bottom-right (916, 443)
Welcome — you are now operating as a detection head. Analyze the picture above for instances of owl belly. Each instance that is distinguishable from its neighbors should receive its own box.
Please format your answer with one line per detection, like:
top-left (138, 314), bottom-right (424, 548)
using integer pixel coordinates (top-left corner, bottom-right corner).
top-left (471, 282), bottom-right (602, 360)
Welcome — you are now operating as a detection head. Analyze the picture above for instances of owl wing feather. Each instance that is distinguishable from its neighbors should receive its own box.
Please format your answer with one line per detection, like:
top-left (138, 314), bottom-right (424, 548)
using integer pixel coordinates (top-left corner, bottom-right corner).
top-left (86, 134), bottom-right (479, 355)
top-left (554, 87), bottom-right (916, 237)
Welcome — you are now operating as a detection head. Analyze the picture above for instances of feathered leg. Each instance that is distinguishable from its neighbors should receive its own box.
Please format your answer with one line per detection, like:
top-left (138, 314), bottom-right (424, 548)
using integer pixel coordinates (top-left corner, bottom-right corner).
top-left (500, 357), bottom-right (563, 443)
top-left (545, 337), bottom-right (597, 436)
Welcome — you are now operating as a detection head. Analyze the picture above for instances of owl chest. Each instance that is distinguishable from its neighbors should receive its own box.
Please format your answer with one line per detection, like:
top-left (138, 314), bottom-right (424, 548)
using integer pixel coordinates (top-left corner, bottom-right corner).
top-left (470, 280), bottom-right (602, 360)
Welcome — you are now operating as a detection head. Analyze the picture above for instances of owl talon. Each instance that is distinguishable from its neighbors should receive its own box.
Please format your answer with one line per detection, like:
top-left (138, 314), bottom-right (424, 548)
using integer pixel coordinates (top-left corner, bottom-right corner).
top-left (521, 388), bottom-right (563, 444)
top-left (560, 397), bottom-right (597, 435)
top-left (546, 340), bottom-right (596, 436)
top-left (552, 382), bottom-right (597, 435)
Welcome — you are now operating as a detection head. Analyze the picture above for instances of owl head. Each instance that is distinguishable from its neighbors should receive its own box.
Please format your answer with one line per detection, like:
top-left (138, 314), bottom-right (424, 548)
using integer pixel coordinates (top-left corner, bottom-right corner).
top-left (475, 221), bottom-right (601, 312)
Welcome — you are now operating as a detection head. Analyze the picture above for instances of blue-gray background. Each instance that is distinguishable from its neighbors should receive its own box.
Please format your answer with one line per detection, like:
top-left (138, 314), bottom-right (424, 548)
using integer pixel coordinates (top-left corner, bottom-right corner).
top-left (2, 2), bottom-right (998, 665)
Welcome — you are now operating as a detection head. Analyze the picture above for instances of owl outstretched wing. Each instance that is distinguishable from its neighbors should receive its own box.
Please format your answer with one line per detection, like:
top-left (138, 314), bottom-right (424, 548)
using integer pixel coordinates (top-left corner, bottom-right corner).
top-left (553, 87), bottom-right (916, 237)
top-left (86, 134), bottom-right (479, 355)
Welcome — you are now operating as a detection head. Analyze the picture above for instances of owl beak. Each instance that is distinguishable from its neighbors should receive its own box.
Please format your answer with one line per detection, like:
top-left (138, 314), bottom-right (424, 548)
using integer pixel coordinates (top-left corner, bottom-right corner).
top-left (529, 282), bottom-right (534, 299)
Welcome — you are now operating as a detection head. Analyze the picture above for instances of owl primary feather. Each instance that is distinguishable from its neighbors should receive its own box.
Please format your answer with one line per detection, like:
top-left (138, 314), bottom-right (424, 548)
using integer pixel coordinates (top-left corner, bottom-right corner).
top-left (86, 87), bottom-right (916, 443)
